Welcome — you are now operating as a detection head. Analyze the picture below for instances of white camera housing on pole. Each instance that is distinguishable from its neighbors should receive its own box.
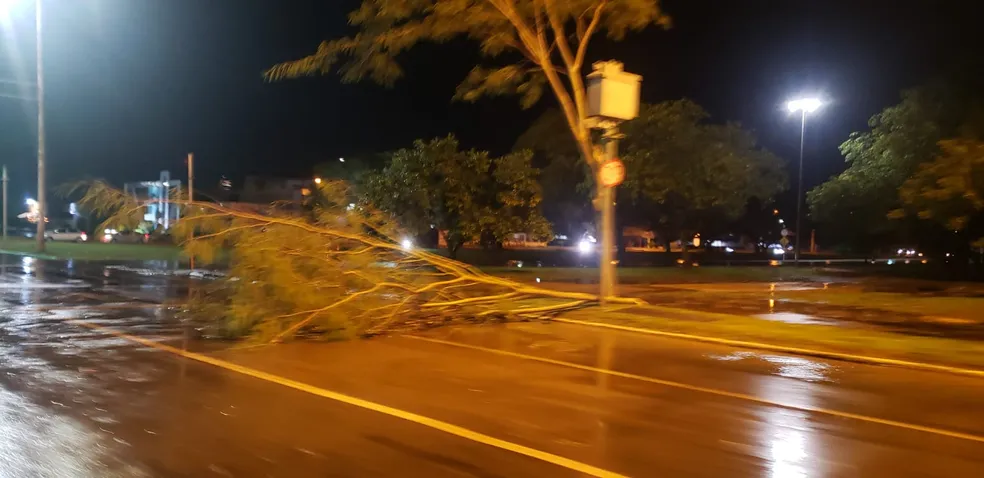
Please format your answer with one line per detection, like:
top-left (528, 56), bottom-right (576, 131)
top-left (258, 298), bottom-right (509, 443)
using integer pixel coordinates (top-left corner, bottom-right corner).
top-left (583, 61), bottom-right (642, 303)
top-left (587, 61), bottom-right (641, 123)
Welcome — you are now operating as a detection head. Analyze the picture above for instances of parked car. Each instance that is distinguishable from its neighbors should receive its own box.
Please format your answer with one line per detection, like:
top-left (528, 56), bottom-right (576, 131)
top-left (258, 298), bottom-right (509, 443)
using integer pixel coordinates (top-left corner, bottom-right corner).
top-left (108, 230), bottom-right (149, 244)
top-left (44, 228), bottom-right (87, 242)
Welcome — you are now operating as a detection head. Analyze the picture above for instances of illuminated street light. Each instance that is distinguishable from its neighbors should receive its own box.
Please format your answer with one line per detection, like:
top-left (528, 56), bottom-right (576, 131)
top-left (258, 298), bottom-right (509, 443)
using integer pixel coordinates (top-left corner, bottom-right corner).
top-left (0, 0), bottom-right (46, 252)
top-left (338, 157), bottom-right (345, 163)
top-left (314, 177), bottom-right (322, 184)
top-left (786, 97), bottom-right (824, 266)
top-left (786, 98), bottom-right (822, 114)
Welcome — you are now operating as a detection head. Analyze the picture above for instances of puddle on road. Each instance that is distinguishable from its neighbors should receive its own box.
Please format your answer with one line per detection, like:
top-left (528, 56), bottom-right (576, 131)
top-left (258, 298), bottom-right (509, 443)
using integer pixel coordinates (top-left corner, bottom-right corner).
top-left (707, 351), bottom-right (832, 383)
top-left (754, 311), bottom-right (839, 326)
top-left (642, 290), bottom-right (984, 339)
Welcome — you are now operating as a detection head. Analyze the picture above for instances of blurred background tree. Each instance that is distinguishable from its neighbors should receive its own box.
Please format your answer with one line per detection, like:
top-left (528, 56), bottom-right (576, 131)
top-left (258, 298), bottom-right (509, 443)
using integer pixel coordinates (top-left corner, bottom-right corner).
top-left (362, 136), bottom-right (550, 258)
top-left (516, 100), bottom-right (786, 250)
top-left (808, 74), bottom-right (984, 252)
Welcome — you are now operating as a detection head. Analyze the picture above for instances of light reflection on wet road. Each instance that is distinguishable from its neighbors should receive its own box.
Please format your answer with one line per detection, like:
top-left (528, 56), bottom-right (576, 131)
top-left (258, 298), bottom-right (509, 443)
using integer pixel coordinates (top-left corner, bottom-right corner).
top-left (1, 256), bottom-right (983, 476)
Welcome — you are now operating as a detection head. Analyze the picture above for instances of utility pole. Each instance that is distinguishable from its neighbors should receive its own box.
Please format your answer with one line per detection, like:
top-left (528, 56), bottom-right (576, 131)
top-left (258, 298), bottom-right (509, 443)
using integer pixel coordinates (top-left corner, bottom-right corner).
top-left (34, 0), bottom-right (46, 252)
top-left (187, 153), bottom-right (194, 269)
top-left (187, 153), bottom-right (193, 204)
top-left (2, 165), bottom-right (7, 240)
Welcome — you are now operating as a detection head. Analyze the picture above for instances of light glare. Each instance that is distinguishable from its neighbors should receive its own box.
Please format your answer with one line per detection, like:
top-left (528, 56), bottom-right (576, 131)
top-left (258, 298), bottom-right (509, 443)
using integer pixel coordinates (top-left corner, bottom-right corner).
top-left (787, 98), bottom-right (822, 113)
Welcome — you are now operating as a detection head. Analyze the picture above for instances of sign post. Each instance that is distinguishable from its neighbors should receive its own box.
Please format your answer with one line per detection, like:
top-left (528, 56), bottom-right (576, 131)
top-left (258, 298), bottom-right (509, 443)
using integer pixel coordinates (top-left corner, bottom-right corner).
top-left (586, 61), bottom-right (641, 303)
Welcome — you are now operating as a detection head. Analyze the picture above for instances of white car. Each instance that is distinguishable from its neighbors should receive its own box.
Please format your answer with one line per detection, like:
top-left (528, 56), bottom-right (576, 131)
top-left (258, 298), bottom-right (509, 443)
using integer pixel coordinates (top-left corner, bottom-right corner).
top-left (44, 228), bottom-right (87, 242)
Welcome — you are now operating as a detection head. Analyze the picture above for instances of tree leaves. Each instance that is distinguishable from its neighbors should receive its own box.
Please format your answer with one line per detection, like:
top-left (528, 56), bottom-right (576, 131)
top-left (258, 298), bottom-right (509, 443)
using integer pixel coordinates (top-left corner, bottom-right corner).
top-left (807, 76), bottom-right (984, 248)
top-left (362, 135), bottom-right (551, 255)
top-left (896, 139), bottom-right (984, 234)
top-left (266, 0), bottom-right (671, 175)
top-left (515, 101), bottom-right (786, 239)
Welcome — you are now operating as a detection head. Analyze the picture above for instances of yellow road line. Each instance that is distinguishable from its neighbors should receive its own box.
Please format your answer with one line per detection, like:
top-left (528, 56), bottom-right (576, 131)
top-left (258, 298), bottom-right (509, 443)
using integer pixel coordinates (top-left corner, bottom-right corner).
top-left (405, 335), bottom-right (984, 445)
top-left (64, 319), bottom-right (626, 478)
top-left (554, 317), bottom-right (984, 379)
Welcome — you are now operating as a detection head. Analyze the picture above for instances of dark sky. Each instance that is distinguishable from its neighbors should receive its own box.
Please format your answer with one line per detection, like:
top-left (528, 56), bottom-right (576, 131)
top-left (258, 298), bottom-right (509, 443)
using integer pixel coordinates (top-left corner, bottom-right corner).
top-left (0, 0), bottom-right (981, 213)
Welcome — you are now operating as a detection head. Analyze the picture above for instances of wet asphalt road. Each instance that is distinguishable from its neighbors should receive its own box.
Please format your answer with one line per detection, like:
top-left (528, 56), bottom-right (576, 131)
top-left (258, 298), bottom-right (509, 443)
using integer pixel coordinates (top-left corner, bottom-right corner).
top-left (1, 256), bottom-right (983, 477)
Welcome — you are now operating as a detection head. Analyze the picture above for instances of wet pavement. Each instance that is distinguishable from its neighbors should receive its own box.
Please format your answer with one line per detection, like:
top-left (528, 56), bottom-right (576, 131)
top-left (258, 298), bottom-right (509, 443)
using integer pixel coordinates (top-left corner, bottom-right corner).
top-left (545, 281), bottom-right (984, 339)
top-left (1, 256), bottom-right (984, 476)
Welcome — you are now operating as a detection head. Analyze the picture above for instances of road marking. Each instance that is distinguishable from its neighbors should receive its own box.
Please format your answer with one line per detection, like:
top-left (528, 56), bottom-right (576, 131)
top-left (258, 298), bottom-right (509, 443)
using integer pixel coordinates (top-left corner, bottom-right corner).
top-left (554, 316), bottom-right (984, 379)
top-left (63, 319), bottom-right (626, 478)
top-left (405, 335), bottom-right (984, 444)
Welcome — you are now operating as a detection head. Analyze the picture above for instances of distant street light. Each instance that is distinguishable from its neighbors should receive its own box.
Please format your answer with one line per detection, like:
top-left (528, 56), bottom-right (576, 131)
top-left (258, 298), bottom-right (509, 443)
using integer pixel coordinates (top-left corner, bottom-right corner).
top-left (314, 177), bottom-right (322, 184)
top-left (0, 0), bottom-right (46, 252)
top-left (786, 97), bottom-right (823, 266)
top-left (338, 157), bottom-right (345, 163)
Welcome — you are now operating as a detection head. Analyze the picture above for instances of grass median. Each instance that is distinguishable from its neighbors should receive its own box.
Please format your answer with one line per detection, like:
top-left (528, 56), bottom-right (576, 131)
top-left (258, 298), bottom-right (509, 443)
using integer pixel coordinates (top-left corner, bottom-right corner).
top-left (561, 304), bottom-right (984, 370)
top-left (0, 238), bottom-right (182, 261)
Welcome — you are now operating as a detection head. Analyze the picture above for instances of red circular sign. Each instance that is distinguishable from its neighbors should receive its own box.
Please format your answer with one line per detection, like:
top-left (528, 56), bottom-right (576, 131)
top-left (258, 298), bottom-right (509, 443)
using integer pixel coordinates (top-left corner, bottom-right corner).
top-left (600, 159), bottom-right (625, 187)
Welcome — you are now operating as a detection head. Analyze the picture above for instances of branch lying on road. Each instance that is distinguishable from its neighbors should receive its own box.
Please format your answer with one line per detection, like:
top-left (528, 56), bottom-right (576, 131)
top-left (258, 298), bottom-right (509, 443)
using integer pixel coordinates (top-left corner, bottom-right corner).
top-left (71, 180), bottom-right (643, 342)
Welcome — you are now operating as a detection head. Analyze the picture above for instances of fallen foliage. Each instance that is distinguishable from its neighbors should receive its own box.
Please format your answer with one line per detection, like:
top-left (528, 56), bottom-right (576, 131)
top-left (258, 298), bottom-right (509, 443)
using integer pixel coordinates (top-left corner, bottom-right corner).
top-left (72, 180), bottom-right (643, 342)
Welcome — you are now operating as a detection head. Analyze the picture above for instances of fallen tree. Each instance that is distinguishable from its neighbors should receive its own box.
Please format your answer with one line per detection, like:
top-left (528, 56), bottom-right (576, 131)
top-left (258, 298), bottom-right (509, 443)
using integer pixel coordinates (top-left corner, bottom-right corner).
top-left (73, 180), bottom-right (643, 342)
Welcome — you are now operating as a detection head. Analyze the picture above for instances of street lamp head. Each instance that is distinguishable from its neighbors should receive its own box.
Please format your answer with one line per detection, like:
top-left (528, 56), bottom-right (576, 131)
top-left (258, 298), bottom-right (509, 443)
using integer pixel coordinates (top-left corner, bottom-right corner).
top-left (787, 98), bottom-right (822, 113)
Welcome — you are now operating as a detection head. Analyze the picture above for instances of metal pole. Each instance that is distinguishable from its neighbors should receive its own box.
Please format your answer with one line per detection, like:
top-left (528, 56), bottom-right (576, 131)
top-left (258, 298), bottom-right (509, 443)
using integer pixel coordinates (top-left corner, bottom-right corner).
top-left (187, 153), bottom-right (193, 203)
top-left (187, 153), bottom-right (194, 269)
top-left (2, 165), bottom-right (7, 240)
top-left (599, 125), bottom-right (619, 302)
top-left (34, 0), bottom-right (46, 252)
top-left (794, 109), bottom-right (806, 266)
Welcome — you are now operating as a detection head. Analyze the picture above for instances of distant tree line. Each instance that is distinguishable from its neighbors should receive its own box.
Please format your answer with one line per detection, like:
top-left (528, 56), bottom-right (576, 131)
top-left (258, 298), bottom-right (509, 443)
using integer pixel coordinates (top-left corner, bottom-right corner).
top-left (807, 68), bottom-right (984, 264)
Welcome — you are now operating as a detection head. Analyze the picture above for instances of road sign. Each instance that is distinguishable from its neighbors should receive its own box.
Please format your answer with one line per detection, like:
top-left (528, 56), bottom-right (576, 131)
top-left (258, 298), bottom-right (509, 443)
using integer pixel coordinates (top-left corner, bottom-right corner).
top-left (780, 228), bottom-right (789, 237)
top-left (600, 159), bottom-right (625, 187)
top-left (780, 236), bottom-right (789, 247)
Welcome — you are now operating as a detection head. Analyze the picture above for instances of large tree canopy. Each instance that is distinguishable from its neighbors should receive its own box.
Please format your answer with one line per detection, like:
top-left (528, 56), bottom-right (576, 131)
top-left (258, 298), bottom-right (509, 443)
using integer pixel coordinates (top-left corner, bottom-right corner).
top-left (362, 136), bottom-right (551, 257)
top-left (807, 78), bottom-right (984, 248)
top-left (266, 0), bottom-right (671, 200)
top-left (893, 139), bottom-right (984, 246)
top-left (620, 101), bottom-right (786, 243)
top-left (516, 100), bottom-right (787, 243)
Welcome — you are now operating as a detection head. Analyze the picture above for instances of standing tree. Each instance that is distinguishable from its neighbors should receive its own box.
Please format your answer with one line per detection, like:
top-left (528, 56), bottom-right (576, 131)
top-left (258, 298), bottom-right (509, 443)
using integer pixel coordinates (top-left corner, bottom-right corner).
top-left (363, 136), bottom-right (551, 258)
top-left (892, 138), bottom-right (984, 252)
top-left (514, 109), bottom-right (593, 238)
top-left (808, 78), bottom-right (984, 249)
top-left (516, 101), bottom-right (786, 251)
top-left (265, 0), bottom-right (671, 251)
top-left (620, 101), bottom-right (787, 251)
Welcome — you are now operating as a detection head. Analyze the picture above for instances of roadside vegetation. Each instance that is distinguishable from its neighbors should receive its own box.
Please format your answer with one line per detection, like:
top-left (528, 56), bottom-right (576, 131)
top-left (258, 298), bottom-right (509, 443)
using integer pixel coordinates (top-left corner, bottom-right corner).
top-left (0, 237), bottom-right (181, 261)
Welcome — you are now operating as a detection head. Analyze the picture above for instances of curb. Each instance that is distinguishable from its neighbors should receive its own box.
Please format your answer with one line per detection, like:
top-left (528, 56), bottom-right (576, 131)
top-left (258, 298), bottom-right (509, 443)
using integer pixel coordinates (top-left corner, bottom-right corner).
top-left (553, 316), bottom-right (984, 379)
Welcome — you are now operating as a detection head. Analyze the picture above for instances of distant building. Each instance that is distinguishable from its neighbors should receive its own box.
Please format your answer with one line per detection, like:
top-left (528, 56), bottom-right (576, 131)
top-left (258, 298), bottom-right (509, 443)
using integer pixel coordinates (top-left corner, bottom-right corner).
top-left (123, 170), bottom-right (182, 230)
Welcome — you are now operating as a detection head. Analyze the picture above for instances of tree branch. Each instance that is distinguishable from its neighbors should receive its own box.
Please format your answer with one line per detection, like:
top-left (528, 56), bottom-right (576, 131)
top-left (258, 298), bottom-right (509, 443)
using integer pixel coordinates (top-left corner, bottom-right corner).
top-left (543, 0), bottom-right (576, 69)
top-left (575, 1), bottom-right (607, 68)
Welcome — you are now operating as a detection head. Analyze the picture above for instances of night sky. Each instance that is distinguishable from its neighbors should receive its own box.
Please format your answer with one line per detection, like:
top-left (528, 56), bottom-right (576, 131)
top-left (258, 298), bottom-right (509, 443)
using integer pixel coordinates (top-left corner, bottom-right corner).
top-left (0, 0), bottom-right (981, 213)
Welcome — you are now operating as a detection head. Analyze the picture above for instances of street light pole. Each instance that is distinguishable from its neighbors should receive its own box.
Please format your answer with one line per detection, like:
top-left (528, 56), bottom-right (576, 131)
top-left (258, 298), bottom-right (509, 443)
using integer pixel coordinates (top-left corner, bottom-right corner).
top-left (34, 0), bottom-right (45, 252)
top-left (795, 109), bottom-right (805, 266)
top-left (785, 97), bottom-right (822, 266)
